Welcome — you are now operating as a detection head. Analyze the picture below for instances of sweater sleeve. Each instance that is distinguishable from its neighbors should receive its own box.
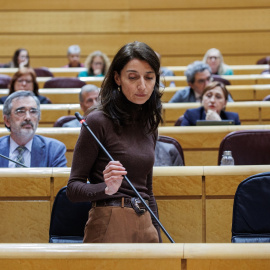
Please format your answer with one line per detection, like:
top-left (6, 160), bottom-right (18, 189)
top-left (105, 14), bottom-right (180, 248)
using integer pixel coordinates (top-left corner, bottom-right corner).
top-left (66, 111), bottom-right (109, 202)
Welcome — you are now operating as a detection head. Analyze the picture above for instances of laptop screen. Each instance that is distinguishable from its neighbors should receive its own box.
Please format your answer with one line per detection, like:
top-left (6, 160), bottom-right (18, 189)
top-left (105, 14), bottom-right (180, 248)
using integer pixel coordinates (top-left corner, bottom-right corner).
top-left (196, 120), bottom-right (235, 126)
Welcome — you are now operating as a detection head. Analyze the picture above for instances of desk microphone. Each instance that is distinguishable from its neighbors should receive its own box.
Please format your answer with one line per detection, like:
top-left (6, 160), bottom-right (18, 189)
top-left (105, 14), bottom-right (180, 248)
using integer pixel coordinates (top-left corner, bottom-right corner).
top-left (75, 112), bottom-right (175, 243)
top-left (0, 153), bottom-right (28, 168)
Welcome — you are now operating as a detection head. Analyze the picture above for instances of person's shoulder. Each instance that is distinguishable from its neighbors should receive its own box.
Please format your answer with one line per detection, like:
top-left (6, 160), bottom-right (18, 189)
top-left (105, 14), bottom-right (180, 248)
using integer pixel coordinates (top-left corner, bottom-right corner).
top-left (169, 86), bottom-right (191, 102)
top-left (78, 70), bottom-right (88, 77)
top-left (38, 95), bottom-right (51, 104)
top-left (0, 135), bottom-right (9, 143)
top-left (161, 67), bottom-right (174, 76)
top-left (62, 119), bottom-right (81, 127)
top-left (0, 96), bottom-right (8, 104)
top-left (34, 135), bottom-right (66, 148)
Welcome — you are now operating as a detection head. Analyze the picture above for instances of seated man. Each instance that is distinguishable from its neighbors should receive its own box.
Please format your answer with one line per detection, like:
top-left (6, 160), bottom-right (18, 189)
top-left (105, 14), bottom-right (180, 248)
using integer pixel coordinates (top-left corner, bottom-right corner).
top-left (169, 61), bottom-right (233, 103)
top-left (62, 84), bottom-right (99, 127)
top-left (0, 91), bottom-right (67, 167)
top-left (63, 45), bottom-right (84, 68)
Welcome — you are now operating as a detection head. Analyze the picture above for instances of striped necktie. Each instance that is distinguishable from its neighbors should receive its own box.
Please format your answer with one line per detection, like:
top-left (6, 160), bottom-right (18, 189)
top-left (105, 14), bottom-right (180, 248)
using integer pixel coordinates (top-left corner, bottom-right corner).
top-left (15, 146), bottom-right (26, 167)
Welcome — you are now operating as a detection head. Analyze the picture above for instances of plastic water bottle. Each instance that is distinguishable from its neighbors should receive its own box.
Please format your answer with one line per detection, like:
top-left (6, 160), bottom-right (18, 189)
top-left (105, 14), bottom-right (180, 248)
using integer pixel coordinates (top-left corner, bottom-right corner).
top-left (220, 150), bottom-right (234, 165)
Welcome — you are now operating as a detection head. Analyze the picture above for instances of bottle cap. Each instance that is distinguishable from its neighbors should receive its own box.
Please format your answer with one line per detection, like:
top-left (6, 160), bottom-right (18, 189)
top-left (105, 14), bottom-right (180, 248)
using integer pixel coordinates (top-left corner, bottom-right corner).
top-left (223, 150), bottom-right (232, 155)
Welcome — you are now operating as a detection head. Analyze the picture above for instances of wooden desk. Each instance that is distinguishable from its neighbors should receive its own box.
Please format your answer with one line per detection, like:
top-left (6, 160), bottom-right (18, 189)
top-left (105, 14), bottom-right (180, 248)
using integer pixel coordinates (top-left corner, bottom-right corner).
top-left (0, 243), bottom-right (269, 270)
top-left (162, 84), bottom-right (270, 102)
top-left (2, 125), bottom-right (269, 166)
top-left (161, 74), bottom-right (270, 87)
top-left (1, 166), bottom-right (270, 244)
top-left (165, 64), bottom-right (269, 75)
top-left (162, 101), bottom-right (270, 126)
top-left (4, 74), bottom-right (269, 89)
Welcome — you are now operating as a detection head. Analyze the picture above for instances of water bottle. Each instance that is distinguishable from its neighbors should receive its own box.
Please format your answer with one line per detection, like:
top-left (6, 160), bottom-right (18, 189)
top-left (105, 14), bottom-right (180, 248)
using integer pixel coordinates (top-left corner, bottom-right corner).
top-left (220, 150), bottom-right (234, 165)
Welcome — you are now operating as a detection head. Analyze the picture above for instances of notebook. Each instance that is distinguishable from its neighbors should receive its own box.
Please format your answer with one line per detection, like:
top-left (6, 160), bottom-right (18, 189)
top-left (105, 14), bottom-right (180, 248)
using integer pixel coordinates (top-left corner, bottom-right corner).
top-left (196, 120), bottom-right (235, 126)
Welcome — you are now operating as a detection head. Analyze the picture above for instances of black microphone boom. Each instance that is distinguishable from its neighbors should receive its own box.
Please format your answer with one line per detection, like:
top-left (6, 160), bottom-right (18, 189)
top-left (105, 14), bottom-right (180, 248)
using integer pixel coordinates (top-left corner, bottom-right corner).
top-left (0, 153), bottom-right (28, 168)
top-left (75, 112), bottom-right (175, 243)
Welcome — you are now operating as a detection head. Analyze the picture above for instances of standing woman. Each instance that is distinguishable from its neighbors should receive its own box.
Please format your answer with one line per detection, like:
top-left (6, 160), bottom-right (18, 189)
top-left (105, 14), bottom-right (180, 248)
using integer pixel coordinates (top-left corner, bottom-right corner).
top-left (67, 41), bottom-right (163, 243)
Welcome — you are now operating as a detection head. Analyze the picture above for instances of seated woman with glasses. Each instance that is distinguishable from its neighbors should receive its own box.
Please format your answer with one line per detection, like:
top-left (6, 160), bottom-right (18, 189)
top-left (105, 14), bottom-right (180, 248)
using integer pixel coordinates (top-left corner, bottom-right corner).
top-left (78, 50), bottom-right (110, 77)
top-left (0, 68), bottom-right (51, 104)
top-left (202, 48), bottom-right (233, 75)
top-left (180, 81), bottom-right (240, 126)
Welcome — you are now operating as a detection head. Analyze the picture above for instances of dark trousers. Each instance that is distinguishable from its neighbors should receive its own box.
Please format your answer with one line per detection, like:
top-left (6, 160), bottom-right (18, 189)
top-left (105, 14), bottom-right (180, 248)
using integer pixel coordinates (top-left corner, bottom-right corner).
top-left (83, 206), bottom-right (159, 243)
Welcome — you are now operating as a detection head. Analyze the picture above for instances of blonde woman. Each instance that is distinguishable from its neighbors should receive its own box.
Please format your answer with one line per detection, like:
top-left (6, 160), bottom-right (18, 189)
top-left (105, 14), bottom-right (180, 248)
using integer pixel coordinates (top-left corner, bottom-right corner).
top-left (203, 48), bottom-right (233, 75)
top-left (78, 51), bottom-right (110, 77)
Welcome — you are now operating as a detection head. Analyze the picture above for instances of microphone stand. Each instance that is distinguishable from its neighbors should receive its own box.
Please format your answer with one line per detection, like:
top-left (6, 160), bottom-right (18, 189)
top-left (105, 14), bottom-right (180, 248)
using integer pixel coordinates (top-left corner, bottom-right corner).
top-left (75, 112), bottom-right (175, 243)
top-left (0, 153), bottom-right (28, 168)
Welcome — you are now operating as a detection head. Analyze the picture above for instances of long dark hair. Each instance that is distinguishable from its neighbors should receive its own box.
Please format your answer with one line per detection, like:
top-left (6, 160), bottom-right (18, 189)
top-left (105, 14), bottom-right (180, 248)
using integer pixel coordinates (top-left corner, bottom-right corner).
top-left (12, 48), bottom-right (30, 68)
top-left (99, 41), bottom-right (163, 133)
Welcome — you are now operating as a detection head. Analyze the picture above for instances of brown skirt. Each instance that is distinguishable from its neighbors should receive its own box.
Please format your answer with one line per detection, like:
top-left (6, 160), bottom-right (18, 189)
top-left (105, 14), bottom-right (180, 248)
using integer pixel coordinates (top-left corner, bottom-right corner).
top-left (83, 206), bottom-right (159, 243)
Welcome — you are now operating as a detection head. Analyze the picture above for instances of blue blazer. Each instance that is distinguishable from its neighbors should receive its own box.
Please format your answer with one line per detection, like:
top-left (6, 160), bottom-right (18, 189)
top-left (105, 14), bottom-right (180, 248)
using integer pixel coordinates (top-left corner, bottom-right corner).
top-left (0, 135), bottom-right (67, 167)
top-left (181, 106), bottom-right (241, 126)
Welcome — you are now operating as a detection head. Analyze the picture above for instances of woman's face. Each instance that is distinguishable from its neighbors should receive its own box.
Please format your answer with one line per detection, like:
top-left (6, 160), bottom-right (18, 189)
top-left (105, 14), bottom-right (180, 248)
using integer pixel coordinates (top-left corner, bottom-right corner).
top-left (14, 74), bottom-right (34, 91)
top-left (206, 50), bottom-right (221, 74)
top-left (91, 56), bottom-right (104, 75)
top-left (18, 50), bottom-right (29, 65)
top-left (202, 86), bottom-right (227, 114)
top-left (114, 58), bottom-right (156, 105)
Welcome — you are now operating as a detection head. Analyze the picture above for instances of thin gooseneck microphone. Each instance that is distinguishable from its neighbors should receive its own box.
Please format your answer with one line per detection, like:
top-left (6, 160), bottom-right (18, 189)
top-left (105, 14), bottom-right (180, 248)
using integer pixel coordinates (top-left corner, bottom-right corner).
top-left (0, 153), bottom-right (28, 168)
top-left (75, 112), bottom-right (175, 243)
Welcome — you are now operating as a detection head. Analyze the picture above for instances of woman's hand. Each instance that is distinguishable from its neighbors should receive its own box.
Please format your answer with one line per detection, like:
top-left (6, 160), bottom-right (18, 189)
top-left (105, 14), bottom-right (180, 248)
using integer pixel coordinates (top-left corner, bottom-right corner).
top-left (103, 161), bottom-right (127, 195)
top-left (206, 109), bottom-right (222, 121)
top-left (19, 59), bottom-right (29, 68)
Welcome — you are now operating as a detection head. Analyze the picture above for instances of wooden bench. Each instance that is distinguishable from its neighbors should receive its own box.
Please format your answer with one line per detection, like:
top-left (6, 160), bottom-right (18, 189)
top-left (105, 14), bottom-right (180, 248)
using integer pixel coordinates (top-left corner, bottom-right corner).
top-left (0, 243), bottom-right (269, 270)
top-left (0, 165), bottom-right (270, 244)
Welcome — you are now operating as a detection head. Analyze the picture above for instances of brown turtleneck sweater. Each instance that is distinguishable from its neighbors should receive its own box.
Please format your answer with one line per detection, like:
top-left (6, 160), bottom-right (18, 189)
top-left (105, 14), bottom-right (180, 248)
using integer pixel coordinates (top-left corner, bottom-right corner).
top-left (67, 108), bottom-right (161, 240)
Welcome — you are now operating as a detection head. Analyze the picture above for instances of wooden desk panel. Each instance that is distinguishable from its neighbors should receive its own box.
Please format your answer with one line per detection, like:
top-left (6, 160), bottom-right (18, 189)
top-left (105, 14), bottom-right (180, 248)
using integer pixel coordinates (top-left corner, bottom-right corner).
top-left (0, 166), bottom-right (270, 243)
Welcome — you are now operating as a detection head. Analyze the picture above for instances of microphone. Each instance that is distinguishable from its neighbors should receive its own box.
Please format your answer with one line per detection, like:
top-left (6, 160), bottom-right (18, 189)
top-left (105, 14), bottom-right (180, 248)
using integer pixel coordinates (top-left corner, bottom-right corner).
top-left (75, 112), bottom-right (175, 243)
top-left (0, 153), bottom-right (28, 168)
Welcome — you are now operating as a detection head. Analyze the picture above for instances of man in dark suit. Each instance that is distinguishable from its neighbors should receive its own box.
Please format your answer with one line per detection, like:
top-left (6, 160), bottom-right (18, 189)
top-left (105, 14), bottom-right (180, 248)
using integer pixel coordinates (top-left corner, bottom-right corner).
top-left (0, 91), bottom-right (67, 167)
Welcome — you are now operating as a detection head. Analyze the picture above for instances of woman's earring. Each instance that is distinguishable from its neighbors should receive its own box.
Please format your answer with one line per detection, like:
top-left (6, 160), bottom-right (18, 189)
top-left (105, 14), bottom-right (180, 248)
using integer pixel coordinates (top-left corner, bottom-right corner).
top-left (118, 86), bottom-right (121, 92)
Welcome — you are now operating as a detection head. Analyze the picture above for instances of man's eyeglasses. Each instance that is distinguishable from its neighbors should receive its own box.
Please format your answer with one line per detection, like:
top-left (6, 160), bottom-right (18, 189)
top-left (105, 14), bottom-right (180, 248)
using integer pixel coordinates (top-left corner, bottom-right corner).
top-left (17, 79), bottom-right (33, 84)
top-left (14, 108), bottom-right (39, 117)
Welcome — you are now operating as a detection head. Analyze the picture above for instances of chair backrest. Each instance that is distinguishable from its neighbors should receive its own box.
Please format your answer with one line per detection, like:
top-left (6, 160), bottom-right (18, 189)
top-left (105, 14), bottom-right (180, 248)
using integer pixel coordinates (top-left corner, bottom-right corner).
top-left (154, 135), bottom-right (185, 166)
top-left (44, 77), bottom-right (86, 88)
top-left (34, 67), bottom-right (54, 77)
top-left (212, 74), bottom-right (231, 85)
top-left (256, 56), bottom-right (270, 65)
top-left (263, 94), bottom-right (270, 101)
top-left (231, 172), bottom-right (270, 243)
top-left (53, 116), bottom-right (76, 127)
top-left (174, 115), bottom-right (184, 126)
top-left (49, 186), bottom-right (92, 243)
top-left (261, 69), bottom-right (270, 75)
top-left (218, 130), bottom-right (270, 165)
top-left (0, 74), bottom-right (11, 89)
